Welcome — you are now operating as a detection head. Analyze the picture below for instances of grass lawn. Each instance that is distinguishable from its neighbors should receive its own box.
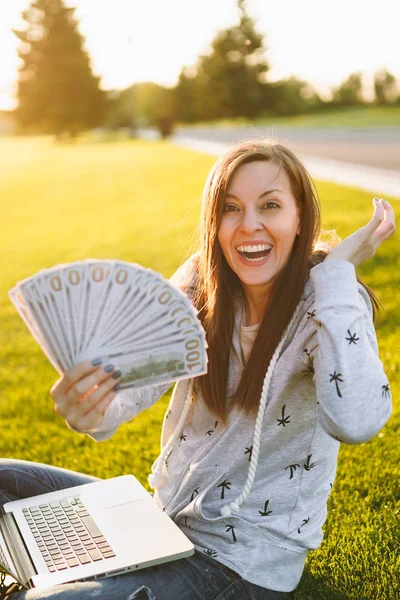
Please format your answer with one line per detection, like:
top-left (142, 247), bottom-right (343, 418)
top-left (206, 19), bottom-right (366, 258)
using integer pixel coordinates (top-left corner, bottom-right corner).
top-left (0, 136), bottom-right (398, 599)
top-left (180, 105), bottom-right (400, 130)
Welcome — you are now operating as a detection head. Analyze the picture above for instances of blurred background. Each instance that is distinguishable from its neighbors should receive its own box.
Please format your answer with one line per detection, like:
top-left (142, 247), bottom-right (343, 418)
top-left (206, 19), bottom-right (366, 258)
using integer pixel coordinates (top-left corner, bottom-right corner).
top-left (1, 0), bottom-right (399, 194)
top-left (1, 0), bottom-right (399, 135)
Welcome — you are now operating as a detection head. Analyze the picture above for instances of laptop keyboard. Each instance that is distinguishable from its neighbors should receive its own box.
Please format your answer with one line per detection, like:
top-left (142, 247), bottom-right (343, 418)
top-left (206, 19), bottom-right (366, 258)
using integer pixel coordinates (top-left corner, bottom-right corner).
top-left (22, 496), bottom-right (115, 572)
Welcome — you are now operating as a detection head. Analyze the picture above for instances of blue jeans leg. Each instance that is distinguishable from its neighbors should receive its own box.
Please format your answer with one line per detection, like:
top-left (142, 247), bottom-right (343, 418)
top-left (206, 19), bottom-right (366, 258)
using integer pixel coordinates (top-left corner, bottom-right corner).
top-left (9, 551), bottom-right (288, 599)
top-left (0, 458), bottom-right (98, 508)
top-left (0, 460), bottom-right (288, 599)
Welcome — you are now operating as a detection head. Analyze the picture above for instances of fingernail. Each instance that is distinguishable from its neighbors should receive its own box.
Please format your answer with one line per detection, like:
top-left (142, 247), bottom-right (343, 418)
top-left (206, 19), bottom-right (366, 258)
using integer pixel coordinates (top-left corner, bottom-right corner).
top-left (113, 384), bottom-right (121, 391)
top-left (91, 358), bottom-right (102, 366)
top-left (104, 363), bottom-right (114, 373)
top-left (112, 370), bottom-right (122, 379)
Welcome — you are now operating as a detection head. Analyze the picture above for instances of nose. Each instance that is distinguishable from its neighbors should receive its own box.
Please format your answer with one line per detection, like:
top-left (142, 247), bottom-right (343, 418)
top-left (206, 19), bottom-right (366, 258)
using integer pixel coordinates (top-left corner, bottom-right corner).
top-left (240, 208), bottom-right (263, 233)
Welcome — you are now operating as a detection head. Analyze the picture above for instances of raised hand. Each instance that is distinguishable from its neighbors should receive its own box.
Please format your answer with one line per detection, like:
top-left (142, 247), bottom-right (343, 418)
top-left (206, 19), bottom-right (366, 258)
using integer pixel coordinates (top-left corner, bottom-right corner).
top-left (50, 360), bottom-right (122, 433)
top-left (325, 198), bottom-right (395, 267)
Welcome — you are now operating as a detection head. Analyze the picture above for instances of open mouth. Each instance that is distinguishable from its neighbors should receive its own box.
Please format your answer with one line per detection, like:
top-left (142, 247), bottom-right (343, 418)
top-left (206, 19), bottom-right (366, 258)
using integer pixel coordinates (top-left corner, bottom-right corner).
top-left (236, 243), bottom-right (273, 262)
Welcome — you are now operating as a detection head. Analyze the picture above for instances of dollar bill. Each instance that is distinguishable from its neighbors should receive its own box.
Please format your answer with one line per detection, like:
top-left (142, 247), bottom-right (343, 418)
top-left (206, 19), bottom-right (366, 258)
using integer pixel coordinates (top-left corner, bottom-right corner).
top-left (9, 260), bottom-right (208, 388)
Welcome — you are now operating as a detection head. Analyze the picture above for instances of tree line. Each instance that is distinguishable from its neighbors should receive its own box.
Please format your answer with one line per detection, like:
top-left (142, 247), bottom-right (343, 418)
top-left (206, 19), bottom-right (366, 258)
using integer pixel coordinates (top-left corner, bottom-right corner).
top-left (12, 0), bottom-right (400, 137)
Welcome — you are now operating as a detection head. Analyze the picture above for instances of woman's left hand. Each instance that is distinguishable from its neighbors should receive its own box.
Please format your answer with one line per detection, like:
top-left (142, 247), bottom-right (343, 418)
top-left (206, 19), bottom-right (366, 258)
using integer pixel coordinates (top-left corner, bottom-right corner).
top-left (325, 197), bottom-right (395, 267)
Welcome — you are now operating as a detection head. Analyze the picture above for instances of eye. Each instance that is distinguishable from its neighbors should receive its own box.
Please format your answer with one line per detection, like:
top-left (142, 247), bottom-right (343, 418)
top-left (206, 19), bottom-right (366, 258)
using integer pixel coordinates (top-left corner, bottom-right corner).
top-left (263, 201), bottom-right (279, 210)
top-left (222, 204), bottom-right (239, 213)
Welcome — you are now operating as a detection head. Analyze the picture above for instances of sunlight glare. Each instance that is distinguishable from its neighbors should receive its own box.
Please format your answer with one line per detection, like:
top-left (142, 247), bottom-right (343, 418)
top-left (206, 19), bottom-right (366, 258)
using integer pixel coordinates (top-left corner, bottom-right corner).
top-left (0, 0), bottom-right (399, 109)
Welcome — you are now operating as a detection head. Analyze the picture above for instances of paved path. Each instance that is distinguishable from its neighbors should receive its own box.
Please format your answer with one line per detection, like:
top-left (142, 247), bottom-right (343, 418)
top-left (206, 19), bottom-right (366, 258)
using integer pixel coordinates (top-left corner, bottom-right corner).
top-left (175, 126), bottom-right (400, 169)
top-left (171, 126), bottom-right (400, 198)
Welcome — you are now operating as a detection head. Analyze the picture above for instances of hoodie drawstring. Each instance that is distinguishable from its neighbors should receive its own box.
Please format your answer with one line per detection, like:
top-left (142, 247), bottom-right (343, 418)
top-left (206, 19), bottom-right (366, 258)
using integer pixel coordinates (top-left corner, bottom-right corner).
top-left (220, 303), bottom-right (301, 517)
top-left (149, 302), bottom-right (301, 519)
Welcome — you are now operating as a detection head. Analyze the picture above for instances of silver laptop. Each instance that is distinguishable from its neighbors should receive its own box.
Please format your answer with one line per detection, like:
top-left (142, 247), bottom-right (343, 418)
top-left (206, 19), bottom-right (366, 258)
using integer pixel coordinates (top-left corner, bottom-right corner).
top-left (0, 475), bottom-right (194, 590)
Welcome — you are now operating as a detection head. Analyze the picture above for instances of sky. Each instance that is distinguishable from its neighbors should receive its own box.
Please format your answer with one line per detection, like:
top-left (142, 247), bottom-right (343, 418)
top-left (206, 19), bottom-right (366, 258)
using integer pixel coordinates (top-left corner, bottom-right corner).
top-left (1, 0), bottom-right (399, 110)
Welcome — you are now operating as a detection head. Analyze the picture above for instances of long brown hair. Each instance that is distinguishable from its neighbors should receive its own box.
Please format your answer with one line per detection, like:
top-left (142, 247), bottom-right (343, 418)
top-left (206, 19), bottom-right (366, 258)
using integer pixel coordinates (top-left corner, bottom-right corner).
top-left (186, 140), bottom-right (379, 423)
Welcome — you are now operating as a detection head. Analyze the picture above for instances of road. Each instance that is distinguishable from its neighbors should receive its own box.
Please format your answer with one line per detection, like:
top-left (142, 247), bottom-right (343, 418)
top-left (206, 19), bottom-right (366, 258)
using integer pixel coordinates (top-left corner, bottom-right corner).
top-left (172, 126), bottom-right (400, 197)
top-left (175, 126), bottom-right (400, 171)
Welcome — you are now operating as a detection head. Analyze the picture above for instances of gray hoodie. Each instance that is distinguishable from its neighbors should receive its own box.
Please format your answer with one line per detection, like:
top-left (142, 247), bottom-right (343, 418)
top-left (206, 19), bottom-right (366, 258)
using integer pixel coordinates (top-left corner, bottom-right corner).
top-left (91, 258), bottom-right (391, 593)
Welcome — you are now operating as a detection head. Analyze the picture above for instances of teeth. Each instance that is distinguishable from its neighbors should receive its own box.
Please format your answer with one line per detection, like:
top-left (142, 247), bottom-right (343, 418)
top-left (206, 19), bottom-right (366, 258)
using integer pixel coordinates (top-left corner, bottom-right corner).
top-left (236, 244), bottom-right (272, 253)
top-left (243, 256), bottom-right (266, 262)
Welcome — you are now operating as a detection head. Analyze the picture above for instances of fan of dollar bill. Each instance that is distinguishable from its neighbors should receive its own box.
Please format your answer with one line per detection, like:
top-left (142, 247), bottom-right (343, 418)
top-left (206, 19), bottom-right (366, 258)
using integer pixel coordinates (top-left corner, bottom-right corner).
top-left (9, 260), bottom-right (208, 389)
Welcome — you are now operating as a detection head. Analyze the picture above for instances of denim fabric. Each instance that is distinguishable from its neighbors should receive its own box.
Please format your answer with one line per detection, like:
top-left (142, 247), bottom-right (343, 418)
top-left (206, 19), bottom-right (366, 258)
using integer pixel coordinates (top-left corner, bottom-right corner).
top-left (0, 460), bottom-right (288, 599)
top-left (0, 459), bottom-right (99, 507)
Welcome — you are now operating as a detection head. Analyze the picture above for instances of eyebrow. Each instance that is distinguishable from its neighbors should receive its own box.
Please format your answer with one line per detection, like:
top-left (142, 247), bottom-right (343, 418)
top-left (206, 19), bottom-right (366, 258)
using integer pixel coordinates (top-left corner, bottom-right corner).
top-left (225, 188), bottom-right (282, 200)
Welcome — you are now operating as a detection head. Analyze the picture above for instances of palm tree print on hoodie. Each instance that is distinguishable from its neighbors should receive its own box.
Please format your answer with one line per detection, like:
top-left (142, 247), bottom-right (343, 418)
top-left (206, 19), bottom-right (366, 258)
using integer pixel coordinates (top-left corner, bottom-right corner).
top-left (302, 364), bottom-right (315, 379)
top-left (259, 500), bottom-right (273, 516)
top-left (244, 446), bottom-right (253, 461)
top-left (304, 454), bottom-right (315, 471)
top-left (297, 518), bottom-right (310, 534)
top-left (165, 450), bottom-right (172, 467)
top-left (203, 548), bottom-right (218, 558)
top-left (225, 524), bottom-right (237, 542)
top-left (285, 463), bottom-right (300, 479)
top-left (346, 330), bottom-right (359, 345)
top-left (277, 405), bottom-right (291, 427)
top-left (329, 371), bottom-right (343, 397)
top-left (190, 487), bottom-right (199, 502)
top-left (206, 421), bottom-right (218, 436)
top-left (218, 479), bottom-right (231, 499)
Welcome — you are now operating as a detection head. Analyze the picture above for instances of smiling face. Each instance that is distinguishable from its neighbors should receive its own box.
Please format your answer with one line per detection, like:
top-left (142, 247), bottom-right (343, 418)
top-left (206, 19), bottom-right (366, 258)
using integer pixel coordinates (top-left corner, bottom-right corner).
top-left (217, 160), bottom-right (300, 308)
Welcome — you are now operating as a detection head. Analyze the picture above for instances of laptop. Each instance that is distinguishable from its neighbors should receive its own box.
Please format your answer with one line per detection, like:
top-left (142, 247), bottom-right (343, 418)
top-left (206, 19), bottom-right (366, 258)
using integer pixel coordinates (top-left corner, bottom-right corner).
top-left (0, 475), bottom-right (194, 590)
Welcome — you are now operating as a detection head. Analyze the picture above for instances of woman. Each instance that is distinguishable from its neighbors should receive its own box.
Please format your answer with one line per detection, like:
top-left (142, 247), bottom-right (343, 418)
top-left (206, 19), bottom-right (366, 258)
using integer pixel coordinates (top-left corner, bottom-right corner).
top-left (0, 140), bottom-right (395, 599)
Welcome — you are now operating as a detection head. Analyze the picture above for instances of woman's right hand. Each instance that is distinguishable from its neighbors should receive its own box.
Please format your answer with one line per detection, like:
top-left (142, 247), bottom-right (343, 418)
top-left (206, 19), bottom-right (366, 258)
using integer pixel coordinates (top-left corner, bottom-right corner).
top-left (50, 360), bottom-right (122, 433)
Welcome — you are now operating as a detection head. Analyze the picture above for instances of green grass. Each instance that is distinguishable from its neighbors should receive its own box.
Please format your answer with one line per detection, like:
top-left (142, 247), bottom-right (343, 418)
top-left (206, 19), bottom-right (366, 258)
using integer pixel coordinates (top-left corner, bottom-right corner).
top-left (180, 105), bottom-right (400, 130)
top-left (0, 136), bottom-right (398, 599)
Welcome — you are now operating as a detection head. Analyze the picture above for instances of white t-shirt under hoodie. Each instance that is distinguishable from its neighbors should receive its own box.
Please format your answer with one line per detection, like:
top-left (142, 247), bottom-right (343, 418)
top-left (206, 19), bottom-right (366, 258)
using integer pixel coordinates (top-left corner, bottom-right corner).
top-left (240, 321), bottom-right (260, 364)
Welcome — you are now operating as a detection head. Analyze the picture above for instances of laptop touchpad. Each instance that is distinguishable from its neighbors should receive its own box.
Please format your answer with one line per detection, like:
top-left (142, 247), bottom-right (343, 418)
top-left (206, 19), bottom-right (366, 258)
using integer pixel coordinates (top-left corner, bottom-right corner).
top-left (102, 500), bottom-right (172, 559)
top-left (81, 477), bottom-right (148, 509)
top-left (103, 500), bottom-right (155, 530)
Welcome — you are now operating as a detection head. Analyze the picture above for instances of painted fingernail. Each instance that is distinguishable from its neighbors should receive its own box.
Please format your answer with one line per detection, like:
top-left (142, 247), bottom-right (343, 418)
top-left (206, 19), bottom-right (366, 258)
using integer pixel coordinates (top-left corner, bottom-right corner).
top-left (113, 384), bottom-right (121, 391)
top-left (104, 363), bottom-right (114, 373)
top-left (112, 370), bottom-right (122, 379)
top-left (91, 358), bottom-right (102, 366)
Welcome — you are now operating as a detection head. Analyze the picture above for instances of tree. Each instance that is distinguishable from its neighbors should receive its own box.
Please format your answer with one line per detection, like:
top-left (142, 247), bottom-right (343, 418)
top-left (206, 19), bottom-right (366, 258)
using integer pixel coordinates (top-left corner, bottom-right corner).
top-left (174, 65), bottom-right (206, 123)
top-left (374, 69), bottom-right (398, 105)
top-left (14, 0), bottom-right (106, 135)
top-left (133, 82), bottom-right (176, 130)
top-left (265, 77), bottom-right (322, 116)
top-left (105, 82), bottom-right (176, 137)
top-left (175, 0), bottom-right (269, 121)
top-left (104, 87), bottom-right (136, 131)
top-left (331, 72), bottom-right (364, 106)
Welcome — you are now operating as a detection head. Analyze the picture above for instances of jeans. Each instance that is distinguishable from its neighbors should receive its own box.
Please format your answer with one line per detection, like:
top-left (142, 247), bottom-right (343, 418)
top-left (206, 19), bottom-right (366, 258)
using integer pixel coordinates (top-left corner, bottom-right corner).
top-left (0, 459), bottom-right (288, 600)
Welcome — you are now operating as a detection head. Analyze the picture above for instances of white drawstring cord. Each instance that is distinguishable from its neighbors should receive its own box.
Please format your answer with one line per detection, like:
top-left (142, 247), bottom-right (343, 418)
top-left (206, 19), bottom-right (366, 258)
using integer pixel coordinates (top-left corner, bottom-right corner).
top-left (148, 380), bottom-right (193, 489)
top-left (220, 303), bottom-right (301, 517)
